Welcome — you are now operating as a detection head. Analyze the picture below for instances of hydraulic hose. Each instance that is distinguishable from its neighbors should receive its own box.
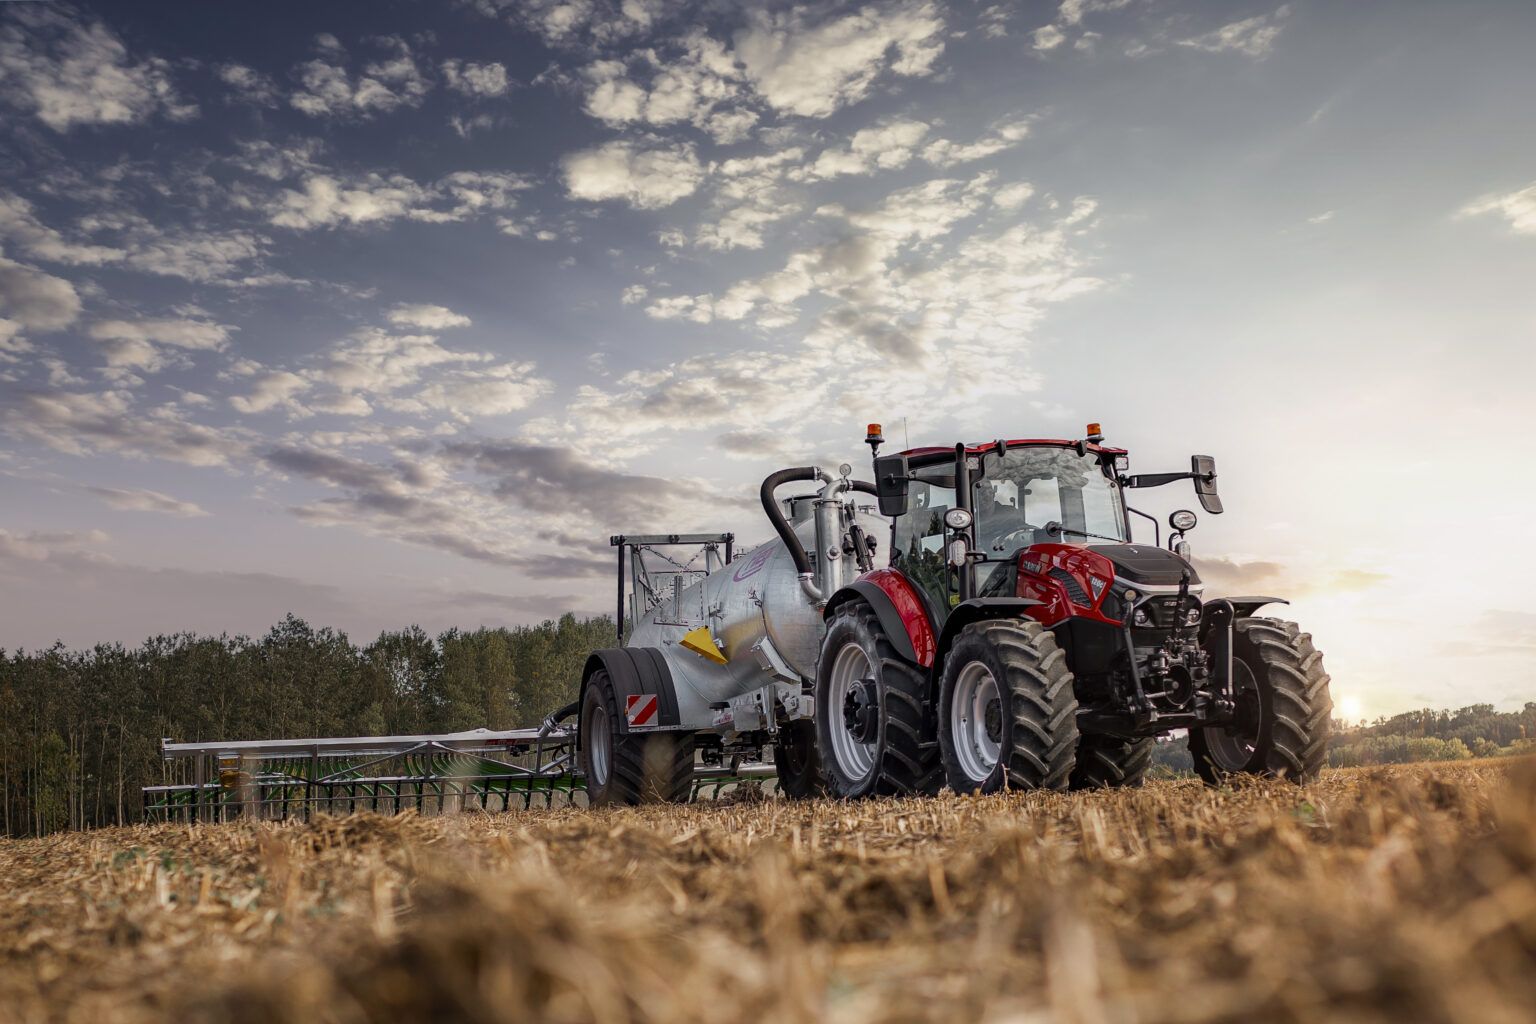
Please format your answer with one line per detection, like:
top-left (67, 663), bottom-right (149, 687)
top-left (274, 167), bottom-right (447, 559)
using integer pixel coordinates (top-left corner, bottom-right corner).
top-left (760, 466), bottom-right (829, 601)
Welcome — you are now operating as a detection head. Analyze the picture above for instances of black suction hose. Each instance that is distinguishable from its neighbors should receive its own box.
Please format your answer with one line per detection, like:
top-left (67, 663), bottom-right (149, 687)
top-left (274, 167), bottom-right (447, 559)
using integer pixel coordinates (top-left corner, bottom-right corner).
top-left (760, 466), bottom-right (826, 579)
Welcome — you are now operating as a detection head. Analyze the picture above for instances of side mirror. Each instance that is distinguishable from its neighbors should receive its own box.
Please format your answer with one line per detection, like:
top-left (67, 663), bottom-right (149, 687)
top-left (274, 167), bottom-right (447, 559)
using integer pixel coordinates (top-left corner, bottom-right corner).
top-left (873, 454), bottom-right (909, 517)
top-left (1191, 455), bottom-right (1223, 514)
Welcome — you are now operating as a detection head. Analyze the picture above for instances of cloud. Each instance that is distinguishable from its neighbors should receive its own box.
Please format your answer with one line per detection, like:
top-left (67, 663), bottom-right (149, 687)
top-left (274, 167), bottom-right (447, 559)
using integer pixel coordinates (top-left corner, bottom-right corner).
top-left (469, 0), bottom-right (664, 49)
top-left (1033, 25), bottom-right (1067, 51)
top-left (734, 2), bottom-right (946, 118)
top-left (562, 138), bottom-right (704, 210)
top-left (0, 527), bottom-right (110, 564)
top-left (387, 304), bottom-right (472, 330)
top-left (314, 327), bottom-right (488, 395)
top-left (0, 6), bottom-right (197, 131)
top-left (694, 147), bottom-right (806, 251)
top-left (922, 118), bottom-right (1032, 168)
top-left (1177, 5), bottom-right (1291, 59)
top-left (0, 191), bottom-right (125, 265)
top-left (217, 62), bottom-right (279, 105)
top-left (0, 256), bottom-right (82, 335)
top-left (414, 364), bottom-right (552, 418)
top-left (290, 35), bottom-right (430, 118)
top-left (1, 194), bottom-right (278, 286)
top-left (84, 485), bottom-right (209, 517)
top-left (591, 177), bottom-right (1102, 452)
top-left (993, 182), bottom-right (1036, 211)
top-left (579, 32), bottom-right (754, 143)
top-left (1461, 181), bottom-right (1536, 236)
top-left (0, 389), bottom-right (247, 466)
top-left (1194, 556), bottom-right (1285, 592)
top-left (800, 119), bottom-right (930, 181)
top-left (267, 170), bottom-right (531, 230)
top-left (0, 528), bottom-right (359, 649)
top-left (441, 59), bottom-right (510, 97)
top-left (87, 317), bottom-right (233, 373)
top-left (88, 317), bottom-right (232, 351)
top-left (229, 369), bottom-right (313, 415)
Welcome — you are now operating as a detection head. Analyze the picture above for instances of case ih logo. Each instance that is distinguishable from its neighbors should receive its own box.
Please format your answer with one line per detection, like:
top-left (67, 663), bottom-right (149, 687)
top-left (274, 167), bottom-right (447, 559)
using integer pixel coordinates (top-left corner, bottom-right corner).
top-left (731, 546), bottom-right (773, 582)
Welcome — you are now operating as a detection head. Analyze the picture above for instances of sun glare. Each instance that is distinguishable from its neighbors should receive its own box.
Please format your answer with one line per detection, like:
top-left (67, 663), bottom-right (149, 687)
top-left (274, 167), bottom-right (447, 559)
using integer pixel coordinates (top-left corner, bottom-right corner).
top-left (1337, 694), bottom-right (1365, 724)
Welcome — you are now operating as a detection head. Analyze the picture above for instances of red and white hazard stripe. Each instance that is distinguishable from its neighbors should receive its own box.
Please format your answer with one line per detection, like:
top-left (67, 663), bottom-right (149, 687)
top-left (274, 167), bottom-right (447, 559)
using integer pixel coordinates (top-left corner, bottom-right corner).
top-left (625, 693), bottom-right (659, 727)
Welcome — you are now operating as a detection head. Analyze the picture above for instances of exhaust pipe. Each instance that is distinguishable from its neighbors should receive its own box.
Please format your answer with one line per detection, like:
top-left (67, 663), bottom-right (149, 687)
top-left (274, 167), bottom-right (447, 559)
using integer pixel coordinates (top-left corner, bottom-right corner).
top-left (760, 466), bottom-right (830, 602)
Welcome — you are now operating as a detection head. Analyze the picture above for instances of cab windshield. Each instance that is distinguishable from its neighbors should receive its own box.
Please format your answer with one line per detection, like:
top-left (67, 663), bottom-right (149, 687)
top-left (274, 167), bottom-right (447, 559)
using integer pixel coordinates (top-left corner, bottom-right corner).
top-left (974, 446), bottom-right (1128, 559)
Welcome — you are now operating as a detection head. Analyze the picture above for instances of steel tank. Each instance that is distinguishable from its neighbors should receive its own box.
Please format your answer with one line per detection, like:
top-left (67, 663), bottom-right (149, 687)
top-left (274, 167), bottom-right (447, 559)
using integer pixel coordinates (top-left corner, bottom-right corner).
top-left (627, 477), bottom-right (886, 728)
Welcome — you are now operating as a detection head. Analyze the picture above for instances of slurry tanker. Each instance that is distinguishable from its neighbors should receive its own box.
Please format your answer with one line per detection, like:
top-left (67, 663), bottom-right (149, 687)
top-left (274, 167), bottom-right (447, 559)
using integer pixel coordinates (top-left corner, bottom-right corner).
top-left (579, 424), bottom-right (1332, 804)
top-left (147, 423), bottom-right (1332, 819)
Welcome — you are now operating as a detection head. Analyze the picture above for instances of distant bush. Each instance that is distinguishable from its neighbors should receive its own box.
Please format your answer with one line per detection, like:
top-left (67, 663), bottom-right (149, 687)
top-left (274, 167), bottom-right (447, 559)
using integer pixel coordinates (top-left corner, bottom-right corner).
top-left (1329, 735), bottom-right (1472, 768)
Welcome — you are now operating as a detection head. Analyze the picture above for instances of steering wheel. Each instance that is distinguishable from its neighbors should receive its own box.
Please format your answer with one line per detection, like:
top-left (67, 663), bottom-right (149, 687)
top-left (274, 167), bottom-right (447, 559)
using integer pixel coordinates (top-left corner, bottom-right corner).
top-left (990, 526), bottom-right (1044, 553)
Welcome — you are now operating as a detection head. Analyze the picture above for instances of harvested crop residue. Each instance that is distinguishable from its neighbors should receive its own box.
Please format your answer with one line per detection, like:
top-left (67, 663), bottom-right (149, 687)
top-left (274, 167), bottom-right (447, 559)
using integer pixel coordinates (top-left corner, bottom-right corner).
top-left (2, 760), bottom-right (1533, 1023)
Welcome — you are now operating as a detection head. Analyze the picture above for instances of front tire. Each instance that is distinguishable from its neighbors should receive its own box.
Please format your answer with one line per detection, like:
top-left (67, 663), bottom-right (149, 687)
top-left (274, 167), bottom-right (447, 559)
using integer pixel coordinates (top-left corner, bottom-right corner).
top-left (1190, 617), bottom-right (1331, 784)
top-left (1070, 734), bottom-right (1152, 789)
top-left (580, 671), bottom-right (695, 806)
top-left (814, 601), bottom-right (941, 799)
top-left (772, 719), bottom-right (826, 799)
top-left (938, 618), bottom-right (1078, 794)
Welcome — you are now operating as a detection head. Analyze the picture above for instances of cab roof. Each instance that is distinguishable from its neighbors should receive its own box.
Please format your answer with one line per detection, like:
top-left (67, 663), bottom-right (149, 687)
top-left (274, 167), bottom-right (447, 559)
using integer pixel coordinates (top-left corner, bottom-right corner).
top-left (898, 439), bottom-right (1128, 462)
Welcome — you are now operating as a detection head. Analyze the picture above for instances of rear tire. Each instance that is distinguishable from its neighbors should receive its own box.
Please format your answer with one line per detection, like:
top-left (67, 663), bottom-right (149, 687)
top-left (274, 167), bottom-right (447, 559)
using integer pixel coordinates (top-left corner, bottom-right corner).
top-left (1190, 617), bottom-right (1331, 785)
top-left (772, 719), bottom-right (826, 799)
top-left (1070, 734), bottom-right (1152, 789)
top-left (814, 601), bottom-right (941, 799)
top-left (580, 671), bottom-right (695, 806)
top-left (938, 618), bottom-right (1078, 794)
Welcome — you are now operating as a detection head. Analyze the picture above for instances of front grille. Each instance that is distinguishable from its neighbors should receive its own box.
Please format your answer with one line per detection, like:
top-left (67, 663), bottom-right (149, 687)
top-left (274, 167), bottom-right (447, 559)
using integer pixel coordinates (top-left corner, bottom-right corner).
top-left (1132, 596), bottom-right (1200, 629)
top-left (1048, 567), bottom-right (1091, 605)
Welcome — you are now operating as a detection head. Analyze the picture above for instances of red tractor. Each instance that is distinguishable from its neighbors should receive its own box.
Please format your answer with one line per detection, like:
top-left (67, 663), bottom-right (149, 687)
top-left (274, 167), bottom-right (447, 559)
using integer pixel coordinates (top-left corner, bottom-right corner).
top-left (807, 424), bottom-right (1332, 797)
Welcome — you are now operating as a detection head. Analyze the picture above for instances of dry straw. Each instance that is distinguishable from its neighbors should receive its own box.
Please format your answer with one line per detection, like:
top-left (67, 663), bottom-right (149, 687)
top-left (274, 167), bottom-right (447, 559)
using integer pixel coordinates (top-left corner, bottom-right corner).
top-left (2, 760), bottom-right (1532, 1023)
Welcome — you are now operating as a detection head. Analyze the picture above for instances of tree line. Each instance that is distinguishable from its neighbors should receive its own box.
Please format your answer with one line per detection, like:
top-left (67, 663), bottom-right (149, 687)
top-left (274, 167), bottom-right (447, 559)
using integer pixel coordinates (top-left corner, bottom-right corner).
top-left (1147, 702), bottom-right (1536, 776)
top-left (4, 612), bottom-right (1533, 837)
top-left (0, 613), bottom-right (615, 838)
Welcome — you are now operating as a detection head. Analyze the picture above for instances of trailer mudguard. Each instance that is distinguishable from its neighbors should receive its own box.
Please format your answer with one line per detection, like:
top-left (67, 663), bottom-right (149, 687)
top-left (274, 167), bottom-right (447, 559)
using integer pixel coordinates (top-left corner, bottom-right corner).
top-left (1226, 595), bottom-right (1289, 619)
top-left (579, 647), bottom-right (681, 735)
top-left (933, 598), bottom-right (1045, 671)
top-left (825, 571), bottom-right (937, 667)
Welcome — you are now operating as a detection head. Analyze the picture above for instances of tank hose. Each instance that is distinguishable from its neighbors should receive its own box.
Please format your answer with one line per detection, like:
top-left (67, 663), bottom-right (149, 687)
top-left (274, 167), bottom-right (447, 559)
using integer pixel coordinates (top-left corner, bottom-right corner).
top-left (760, 466), bottom-right (828, 596)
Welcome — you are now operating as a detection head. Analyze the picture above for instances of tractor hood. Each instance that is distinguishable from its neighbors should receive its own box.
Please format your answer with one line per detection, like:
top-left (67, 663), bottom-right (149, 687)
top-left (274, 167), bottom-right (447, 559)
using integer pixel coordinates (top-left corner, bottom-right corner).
top-left (1089, 544), bottom-right (1201, 588)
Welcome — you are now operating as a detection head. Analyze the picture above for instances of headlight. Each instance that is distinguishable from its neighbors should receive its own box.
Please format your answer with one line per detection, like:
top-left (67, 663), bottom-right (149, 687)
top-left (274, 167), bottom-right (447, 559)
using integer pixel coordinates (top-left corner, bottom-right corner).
top-left (1184, 607), bottom-right (1201, 626)
top-left (1133, 607), bottom-right (1151, 626)
top-left (1170, 509), bottom-right (1198, 532)
top-left (943, 507), bottom-right (973, 530)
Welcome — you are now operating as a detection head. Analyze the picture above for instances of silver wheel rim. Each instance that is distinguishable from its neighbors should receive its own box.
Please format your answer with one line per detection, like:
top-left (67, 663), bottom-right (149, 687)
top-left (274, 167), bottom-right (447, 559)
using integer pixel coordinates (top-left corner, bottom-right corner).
top-left (827, 640), bottom-right (877, 782)
top-left (951, 661), bottom-right (1003, 783)
top-left (1204, 660), bottom-right (1260, 771)
top-left (587, 703), bottom-right (611, 786)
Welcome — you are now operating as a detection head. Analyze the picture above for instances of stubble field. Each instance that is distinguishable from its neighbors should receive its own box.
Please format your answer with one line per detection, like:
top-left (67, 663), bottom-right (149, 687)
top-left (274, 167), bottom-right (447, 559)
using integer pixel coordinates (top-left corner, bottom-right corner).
top-left (2, 759), bottom-right (1533, 1024)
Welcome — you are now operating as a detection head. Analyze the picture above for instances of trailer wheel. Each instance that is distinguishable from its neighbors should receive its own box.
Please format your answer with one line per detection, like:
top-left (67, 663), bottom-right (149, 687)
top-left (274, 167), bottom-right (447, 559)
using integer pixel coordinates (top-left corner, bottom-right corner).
top-left (814, 601), bottom-right (940, 799)
top-left (1190, 617), bottom-right (1331, 785)
top-left (772, 720), bottom-right (826, 799)
top-left (938, 618), bottom-right (1078, 794)
top-left (1069, 734), bottom-right (1152, 789)
top-left (580, 670), bottom-right (695, 806)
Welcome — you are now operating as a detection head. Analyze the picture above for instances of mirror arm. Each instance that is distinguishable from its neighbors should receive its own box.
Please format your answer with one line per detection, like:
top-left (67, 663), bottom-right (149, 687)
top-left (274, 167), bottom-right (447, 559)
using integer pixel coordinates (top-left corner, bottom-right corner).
top-left (1123, 471), bottom-right (1196, 489)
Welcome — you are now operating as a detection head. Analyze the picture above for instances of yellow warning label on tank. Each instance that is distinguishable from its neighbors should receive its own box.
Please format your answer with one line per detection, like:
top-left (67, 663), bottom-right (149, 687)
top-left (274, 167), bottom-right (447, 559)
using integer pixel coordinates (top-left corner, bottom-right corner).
top-left (680, 625), bottom-right (728, 664)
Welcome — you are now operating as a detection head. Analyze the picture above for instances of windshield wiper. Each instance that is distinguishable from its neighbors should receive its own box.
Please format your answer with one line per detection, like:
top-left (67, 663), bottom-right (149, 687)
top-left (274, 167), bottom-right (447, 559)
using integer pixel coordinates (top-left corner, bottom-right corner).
top-left (1044, 521), bottom-right (1124, 545)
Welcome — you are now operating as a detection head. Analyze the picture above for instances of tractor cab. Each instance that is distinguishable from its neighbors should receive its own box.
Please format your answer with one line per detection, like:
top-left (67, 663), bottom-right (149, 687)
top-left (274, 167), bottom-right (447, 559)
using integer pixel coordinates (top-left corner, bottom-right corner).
top-left (881, 438), bottom-right (1133, 616)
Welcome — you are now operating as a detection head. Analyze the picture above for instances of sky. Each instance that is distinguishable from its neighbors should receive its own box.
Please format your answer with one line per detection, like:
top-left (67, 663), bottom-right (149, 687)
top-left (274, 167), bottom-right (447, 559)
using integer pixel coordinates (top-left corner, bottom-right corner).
top-left (1, 0), bottom-right (1534, 720)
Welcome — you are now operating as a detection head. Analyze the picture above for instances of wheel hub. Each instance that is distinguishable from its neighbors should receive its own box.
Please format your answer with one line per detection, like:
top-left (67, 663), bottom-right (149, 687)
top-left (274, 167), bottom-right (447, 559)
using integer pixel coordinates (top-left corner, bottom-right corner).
top-left (842, 678), bottom-right (880, 743)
